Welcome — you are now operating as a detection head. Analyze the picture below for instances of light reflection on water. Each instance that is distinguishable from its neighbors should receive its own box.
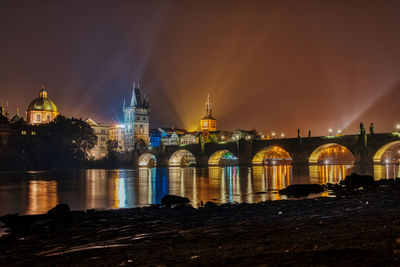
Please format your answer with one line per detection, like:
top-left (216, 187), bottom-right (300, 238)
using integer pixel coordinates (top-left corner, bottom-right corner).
top-left (0, 164), bottom-right (399, 215)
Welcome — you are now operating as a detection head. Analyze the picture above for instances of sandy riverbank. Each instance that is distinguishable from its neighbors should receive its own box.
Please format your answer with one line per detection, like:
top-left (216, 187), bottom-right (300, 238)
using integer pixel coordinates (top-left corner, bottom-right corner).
top-left (1, 181), bottom-right (400, 266)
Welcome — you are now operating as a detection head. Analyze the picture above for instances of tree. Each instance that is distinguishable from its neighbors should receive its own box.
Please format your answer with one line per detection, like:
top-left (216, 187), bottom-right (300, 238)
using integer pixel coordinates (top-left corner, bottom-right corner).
top-left (35, 116), bottom-right (97, 168)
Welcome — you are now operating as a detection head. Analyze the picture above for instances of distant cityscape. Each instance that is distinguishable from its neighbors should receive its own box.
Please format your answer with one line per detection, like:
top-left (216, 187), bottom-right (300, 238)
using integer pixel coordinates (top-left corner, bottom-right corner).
top-left (0, 83), bottom-right (264, 160)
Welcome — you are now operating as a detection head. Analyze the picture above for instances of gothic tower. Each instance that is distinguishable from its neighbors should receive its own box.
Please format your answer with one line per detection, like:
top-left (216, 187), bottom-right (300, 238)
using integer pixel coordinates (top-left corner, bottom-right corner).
top-left (123, 83), bottom-right (150, 151)
top-left (200, 94), bottom-right (217, 132)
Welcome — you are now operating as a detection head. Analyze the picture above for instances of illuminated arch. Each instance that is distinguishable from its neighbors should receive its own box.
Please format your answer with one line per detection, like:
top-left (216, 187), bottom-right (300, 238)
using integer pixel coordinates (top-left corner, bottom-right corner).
top-left (309, 143), bottom-right (354, 164)
top-left (138, 153), bottom-right (157, 167)
top-left (252, 146), bottom-right (292, 165)
top-left (208, 150), bottom-right (238, 166)
top-left (373, 141), bottom-right (400, 163)
top-left (169, 149), bottom-right (196, 167)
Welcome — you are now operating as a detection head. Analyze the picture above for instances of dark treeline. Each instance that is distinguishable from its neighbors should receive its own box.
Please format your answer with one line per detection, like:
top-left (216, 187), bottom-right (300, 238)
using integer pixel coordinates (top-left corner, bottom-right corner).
top-left (0, 116), bottom-right (134, 171)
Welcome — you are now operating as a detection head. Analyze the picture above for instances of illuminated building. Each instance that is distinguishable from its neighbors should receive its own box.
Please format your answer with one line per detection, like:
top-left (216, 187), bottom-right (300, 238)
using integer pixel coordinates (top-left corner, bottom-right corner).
top-left (85, 118), bottom-right (110, 159)
top-left (230, 129), bottom-right (260, 141)
top-left (157, 127), bottom-right (188, 146)
top-left (200, 94), bottom-right (217, 132)
top-left (109, 124), bottom-right (125, 151)
top-left (123, 83), bottom-right (149, 151)
top-left (180, 133), bottom-right (197, 145)
top-left (149, 129), bottom-right (161, 148)
top-left (27, 86), bottom-right (59, 125)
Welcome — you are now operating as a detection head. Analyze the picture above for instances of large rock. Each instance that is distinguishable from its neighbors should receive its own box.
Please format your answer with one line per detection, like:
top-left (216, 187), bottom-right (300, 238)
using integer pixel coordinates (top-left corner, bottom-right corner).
top-left (340, 173), bottom-right (374, 189)
top-left (47, 204), bottom-right (70, 215)
top-left (204, 201), bottom-right (218, 208)
top-left (279, 184), bottom-right (324, 198)
top-left (161, 195), bottom-right (190, 207)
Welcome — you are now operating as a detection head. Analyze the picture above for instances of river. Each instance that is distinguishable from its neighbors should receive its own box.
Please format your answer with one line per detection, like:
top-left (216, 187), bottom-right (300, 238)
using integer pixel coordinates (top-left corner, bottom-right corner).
top-left (0, 164), bottom-right (399, 216)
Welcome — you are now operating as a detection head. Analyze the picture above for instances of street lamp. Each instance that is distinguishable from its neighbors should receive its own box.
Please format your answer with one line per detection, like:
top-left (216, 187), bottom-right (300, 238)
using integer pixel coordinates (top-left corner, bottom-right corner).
top-left (281, 133), bottom-right (285, 138)
top-left (396, 124), bottom-right (400, 132)
top-left (337, 130), bottom-right (342, 135)
top-left (272, 132), bottom-right (276, 138)
top-left (328, 129), bottom-right (332, 137)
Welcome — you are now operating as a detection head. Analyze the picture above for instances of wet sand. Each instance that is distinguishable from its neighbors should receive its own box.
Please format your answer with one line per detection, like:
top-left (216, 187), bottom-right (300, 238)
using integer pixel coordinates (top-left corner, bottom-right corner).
top-left (1, 184), bottom-right (400, 266)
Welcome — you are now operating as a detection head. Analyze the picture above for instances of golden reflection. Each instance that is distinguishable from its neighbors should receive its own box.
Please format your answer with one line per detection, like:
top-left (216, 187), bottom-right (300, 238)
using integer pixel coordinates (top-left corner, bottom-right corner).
top-left (138, 168), bottom-right (151, 206)
top-left (27, 180), bottom-right (58, 215)
top-left (309, 165), bottom-right (352, 184)
top-left (110, 170), bottom-right (126, 209)
top-left (374, 164), bottom-right (400, 180)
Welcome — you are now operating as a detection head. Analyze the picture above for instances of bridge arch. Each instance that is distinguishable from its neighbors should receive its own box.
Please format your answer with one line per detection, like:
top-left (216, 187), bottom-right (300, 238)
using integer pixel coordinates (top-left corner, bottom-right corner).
top-left (138, 153), bottom-right (157, 167)
top-left (309, 143), bottom-right (354, 164)
top-left (252, 146), bottom-right (292, 165)
top-left (208, 150), bottom-right (238, 166)
top-left (169, 149), bottom-right (196, 167)
top-left (373, 141), bottom-right (400, 163)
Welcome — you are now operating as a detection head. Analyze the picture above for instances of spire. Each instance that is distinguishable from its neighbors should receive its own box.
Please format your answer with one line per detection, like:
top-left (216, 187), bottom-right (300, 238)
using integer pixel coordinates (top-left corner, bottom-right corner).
top-left (142, 94), bottom-right (146, 106)
top-left (206, 93), bottom-right (212, 116)
top-left (130, 84), bottom-right (137, 106)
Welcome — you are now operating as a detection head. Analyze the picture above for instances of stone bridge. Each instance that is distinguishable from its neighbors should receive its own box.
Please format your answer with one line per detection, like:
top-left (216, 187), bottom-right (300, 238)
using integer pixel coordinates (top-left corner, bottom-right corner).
top-left (138, 133), bottom-right (400, 169)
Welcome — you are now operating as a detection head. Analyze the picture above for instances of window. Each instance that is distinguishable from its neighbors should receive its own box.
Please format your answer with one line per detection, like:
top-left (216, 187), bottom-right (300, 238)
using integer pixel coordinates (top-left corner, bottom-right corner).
top-left (101, 129), bottom-right (105, 134)
top-left (140, 125), bottom-right (144, 133)
top-left (36, 114), bottom-right (41, 122)
top-left (31, 131), bottom-right (36, 135)
top-left (101, 137), bottom-right (105, 141)
top-left (46, 115), bottom-right (51, 122)
top-left (21, 131), bottom-right (26, 135)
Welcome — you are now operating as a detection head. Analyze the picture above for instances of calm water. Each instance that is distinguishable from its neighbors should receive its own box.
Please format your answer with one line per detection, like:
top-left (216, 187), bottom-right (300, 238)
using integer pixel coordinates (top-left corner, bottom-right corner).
top-left (0, 164), bottom-right (399, 216)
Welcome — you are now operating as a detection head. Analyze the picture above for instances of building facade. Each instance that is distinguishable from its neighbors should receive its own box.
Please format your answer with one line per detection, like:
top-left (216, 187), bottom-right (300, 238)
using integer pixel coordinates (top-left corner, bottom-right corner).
top-left (230, 129), bottom-right (260, 141)
top-left (180, 133), bottom-right (197, 145)
top-left (123, 84), bottom-right (149, 151)
top-left (109, 124), bottom-right (125, 151)
top-left (200, 94), bottom-right (217, 132)
top-left (85, 118), bottom-right (110, 159)
top-left (0, 106), bottom-right (10, 152)
top-left (149, 129), bottom-right (161, 148)
top-left (27, 86), bottom-right (59, 125)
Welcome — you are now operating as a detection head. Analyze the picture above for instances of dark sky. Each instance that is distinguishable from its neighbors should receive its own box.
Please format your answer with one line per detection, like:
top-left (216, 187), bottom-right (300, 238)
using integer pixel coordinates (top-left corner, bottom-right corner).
top-left (1, 0), bottom-right (400, 137)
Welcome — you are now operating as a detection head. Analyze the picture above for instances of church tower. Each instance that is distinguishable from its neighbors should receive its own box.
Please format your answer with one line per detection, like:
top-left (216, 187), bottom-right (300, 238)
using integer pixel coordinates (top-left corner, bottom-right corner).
top-left (123, 83), bottom-right (150, 151)
top-left (200, 94), bottom-right (217, 132)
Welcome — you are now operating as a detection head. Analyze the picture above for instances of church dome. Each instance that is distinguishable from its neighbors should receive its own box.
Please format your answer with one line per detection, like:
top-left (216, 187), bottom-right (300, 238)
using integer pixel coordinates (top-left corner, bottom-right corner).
top-left (27, 88), bottom-right (58, 113)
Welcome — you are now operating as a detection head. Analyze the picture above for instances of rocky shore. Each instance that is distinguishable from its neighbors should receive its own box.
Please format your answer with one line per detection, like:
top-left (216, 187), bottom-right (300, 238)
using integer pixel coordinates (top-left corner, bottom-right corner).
top-left (2, 176), bottom-right (400, 266)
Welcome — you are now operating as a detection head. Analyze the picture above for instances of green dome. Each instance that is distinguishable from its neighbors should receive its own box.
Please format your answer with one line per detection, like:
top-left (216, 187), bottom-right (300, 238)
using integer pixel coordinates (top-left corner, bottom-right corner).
top-left (27, 89), bottom-right (58, 113)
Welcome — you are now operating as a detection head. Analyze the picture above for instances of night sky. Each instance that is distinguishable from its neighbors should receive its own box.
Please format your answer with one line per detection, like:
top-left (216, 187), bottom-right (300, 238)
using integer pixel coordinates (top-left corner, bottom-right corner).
top-left (1, 0), bottom-right (400, 137)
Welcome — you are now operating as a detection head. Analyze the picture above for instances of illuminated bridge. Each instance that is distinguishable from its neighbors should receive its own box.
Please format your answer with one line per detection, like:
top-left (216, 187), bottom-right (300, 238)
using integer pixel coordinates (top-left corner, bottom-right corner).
top-left (138, 132), bottom-right (400, 171)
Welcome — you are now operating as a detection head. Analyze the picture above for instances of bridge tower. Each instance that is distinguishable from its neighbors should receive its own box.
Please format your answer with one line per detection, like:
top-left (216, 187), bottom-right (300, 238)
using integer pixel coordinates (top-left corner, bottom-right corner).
top-left (123, 83), bottom-right (150, 151)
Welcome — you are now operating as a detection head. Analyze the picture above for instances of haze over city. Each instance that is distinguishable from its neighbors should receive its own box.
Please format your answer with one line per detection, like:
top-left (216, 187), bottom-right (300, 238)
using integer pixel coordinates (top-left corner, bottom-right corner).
top-left (1, 0), bottom-right (400, 136)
